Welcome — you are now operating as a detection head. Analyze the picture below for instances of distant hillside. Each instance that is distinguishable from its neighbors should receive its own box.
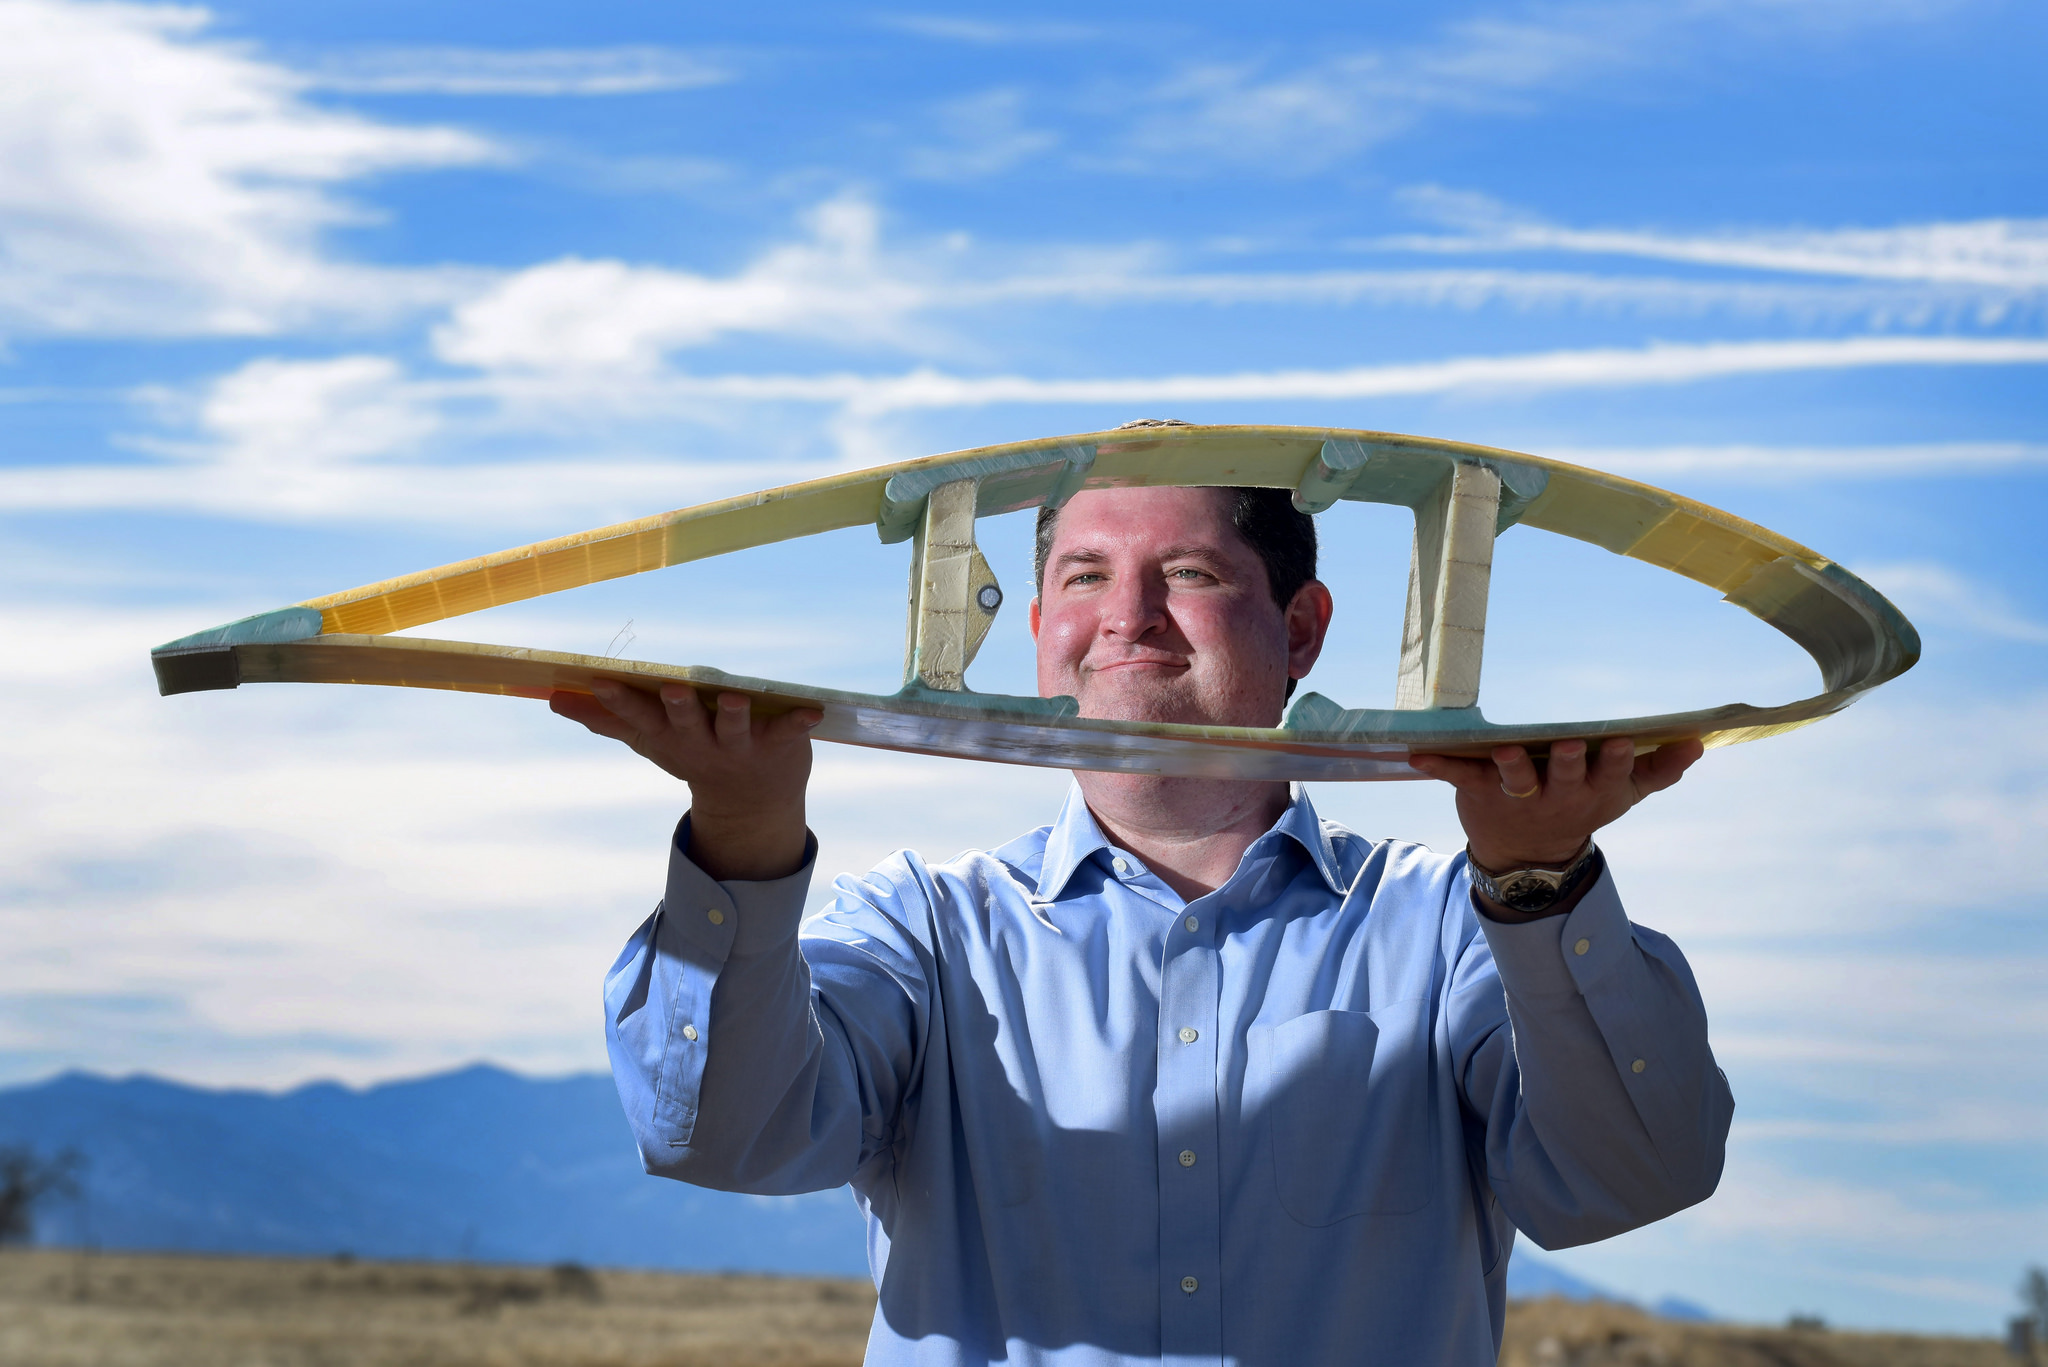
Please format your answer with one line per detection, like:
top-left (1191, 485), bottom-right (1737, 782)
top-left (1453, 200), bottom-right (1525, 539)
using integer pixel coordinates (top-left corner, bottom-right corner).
top-left (0, 1063), bottom-right (1665, 1307)
top-left (0, 1065), bottom-right (867, 1275)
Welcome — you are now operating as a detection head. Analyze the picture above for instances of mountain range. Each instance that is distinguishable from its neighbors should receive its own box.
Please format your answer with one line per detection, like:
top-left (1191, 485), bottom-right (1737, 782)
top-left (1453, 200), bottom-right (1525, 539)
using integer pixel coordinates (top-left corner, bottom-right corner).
top-left (0, 1063), bottom-right (1709, 1317)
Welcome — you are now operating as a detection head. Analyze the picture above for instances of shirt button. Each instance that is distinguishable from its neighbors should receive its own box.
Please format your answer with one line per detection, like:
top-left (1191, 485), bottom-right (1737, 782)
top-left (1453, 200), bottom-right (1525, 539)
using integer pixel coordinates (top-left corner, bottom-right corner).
top-left (1180, 1276), bottom-right (1199, 1294)
top-left (1113, 857), bottom-right (1130, 875)
top-left (1631, 1058), bottom-right (1646, 1073)
top-left (1184, 915), bottom-right (1199, 933)
top-left (707, 908), bottom-right (726, 926)
top-left (1178, 1149), bottom-right (1196, 1167)
top-left (1178, 1027), bottom-right (1198, 1044)
top-left (1574, 938), bottom-right (1591, 956)
top-left (681, 1024), bottom-right (699, 1041)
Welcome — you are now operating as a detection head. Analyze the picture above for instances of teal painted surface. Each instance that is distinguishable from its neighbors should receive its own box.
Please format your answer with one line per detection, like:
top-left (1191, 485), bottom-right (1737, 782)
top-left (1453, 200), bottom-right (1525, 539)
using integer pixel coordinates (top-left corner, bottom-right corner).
top-left (152, 607), bottom-right (323, 655)
top-left (876, 445), bottom-right (1096, 543)
top-left (889, 680), bottom-right (1081, 718)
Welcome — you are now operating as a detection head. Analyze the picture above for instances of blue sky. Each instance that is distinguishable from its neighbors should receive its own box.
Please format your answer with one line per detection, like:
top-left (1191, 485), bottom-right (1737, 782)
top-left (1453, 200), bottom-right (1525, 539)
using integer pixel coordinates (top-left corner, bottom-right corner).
top-left (3, 0), bottom-right (2045, 1336)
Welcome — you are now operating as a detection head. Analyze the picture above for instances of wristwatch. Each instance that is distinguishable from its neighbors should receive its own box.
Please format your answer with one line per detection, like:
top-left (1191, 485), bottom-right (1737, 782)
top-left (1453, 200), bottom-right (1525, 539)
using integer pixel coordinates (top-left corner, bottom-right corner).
top-left (1466, 839), bottom-right (1600, 915)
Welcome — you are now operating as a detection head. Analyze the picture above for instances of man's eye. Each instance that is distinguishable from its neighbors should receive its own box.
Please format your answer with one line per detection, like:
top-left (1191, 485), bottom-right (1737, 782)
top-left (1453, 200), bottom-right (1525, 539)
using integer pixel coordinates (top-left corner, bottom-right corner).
top-left (1168, 567), bottom-right (1211, 582)
top-left (1067, 572), bottom-right (1105, 586)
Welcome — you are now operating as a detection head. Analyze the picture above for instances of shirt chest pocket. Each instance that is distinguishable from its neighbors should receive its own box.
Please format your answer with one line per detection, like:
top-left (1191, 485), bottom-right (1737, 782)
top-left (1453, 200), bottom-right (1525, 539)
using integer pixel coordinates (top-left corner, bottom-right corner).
top-left (1248, 1003), bottom-right (1437, 1224)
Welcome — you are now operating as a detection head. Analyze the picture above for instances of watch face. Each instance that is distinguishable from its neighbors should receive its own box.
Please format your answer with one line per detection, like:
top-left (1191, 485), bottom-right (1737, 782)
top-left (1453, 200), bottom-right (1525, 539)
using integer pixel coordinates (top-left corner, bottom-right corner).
top-left (1497, 871), bottom-right (1563, 913)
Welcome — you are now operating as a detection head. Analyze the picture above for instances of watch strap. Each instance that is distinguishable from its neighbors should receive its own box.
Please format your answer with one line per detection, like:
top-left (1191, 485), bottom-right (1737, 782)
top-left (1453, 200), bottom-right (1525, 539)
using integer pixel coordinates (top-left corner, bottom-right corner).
top-left (1467, 839), bottom-right (1600, 915)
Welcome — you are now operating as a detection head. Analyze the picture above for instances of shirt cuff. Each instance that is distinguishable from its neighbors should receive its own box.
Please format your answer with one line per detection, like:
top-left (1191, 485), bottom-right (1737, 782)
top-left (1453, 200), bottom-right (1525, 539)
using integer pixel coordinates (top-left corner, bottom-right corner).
top-left (661, 813), bottom-right (818, 961)
top-left (1474, 862), bottom-right (1632, 1001)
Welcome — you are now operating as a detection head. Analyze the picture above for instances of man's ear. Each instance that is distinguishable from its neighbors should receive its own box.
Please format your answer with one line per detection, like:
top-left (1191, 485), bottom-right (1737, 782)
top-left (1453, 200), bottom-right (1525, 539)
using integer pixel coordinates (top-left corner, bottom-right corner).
top-left (1285, 580), bottom-right (1335, 682)
top-left (1029, 597), bottom-right (1041, 640)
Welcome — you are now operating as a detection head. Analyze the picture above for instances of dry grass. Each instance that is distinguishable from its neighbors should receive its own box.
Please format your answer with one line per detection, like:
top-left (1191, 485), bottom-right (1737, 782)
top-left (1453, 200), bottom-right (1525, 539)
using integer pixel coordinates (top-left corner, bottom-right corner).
top-left (0, 1247), bottom-right (875, 1367)
top-left (0, 1249), bottom-right (2014, 1366)
top-left (1502, 1296), bottom-right (2012, 1367)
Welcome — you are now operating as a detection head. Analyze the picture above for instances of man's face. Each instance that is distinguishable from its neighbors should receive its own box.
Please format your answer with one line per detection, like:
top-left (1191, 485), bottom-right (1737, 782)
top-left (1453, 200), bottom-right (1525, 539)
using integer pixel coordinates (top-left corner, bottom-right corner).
top-left (1029, 486), bottom-right (1329, 728)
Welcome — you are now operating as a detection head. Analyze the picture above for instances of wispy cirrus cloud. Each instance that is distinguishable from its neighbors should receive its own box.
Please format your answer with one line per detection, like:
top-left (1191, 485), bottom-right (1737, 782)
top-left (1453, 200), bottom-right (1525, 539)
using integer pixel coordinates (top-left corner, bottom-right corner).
top-left (904, 88), bottom-right (1062, 180)
top-left (6, 335), bottom-right (2048, 526)
top-left (1101, 5), bottom-right (1674, 174)
top-left (977, 266), bottom-right (2044, 330)
top-left (1735, 1103), bottom-right (2048, 1145)
top-left (1694, 1152), bottom-right (2047, 1256)
top-left (1383, 186), bottom-right (2048, 289)
top-left (423, 193), bottom-right (2048, 376)
top-left (0, 451), bottom-right (835, 527)
top-left (1853, 561), bottom-right (2048, 645)
top-left (1102, 0), bottom-right (1962, 175)
top-left (0, 0), bottom-right (496, 339)
top-left (644, 334), bottom-right (2048, 416)
top-left (1545, 440), bottom-right (2048, 481)
top-left (303, 45), bottom-right (730, 97)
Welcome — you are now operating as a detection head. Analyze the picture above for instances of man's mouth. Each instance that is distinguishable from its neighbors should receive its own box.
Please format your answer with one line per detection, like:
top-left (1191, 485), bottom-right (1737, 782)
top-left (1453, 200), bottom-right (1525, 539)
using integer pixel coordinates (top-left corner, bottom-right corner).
top-left (1085, 657), bottom-right (1187, 676)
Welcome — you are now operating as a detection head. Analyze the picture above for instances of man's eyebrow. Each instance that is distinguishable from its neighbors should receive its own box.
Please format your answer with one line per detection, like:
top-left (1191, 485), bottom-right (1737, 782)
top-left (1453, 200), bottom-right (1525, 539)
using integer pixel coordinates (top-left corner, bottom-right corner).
top-left (1048, 543), bottom-right (1237, 573)
top-left (1153, 543), bottom-right (1232, 567)
top-left (1048, 547), bottom-right (1110, 572)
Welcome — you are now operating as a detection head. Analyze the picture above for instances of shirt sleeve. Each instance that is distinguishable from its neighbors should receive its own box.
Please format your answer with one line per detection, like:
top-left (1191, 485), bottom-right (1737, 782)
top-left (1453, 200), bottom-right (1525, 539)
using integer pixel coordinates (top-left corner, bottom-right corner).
top-left (604, 816), bottom-right (932, 1196)
top-left (1448, 859), bottom-right (1735, 1250)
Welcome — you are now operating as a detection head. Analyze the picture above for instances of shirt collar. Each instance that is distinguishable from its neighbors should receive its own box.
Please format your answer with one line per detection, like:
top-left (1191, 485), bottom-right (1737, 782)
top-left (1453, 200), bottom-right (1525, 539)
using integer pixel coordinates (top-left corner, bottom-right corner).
top-left (1034, 783), bottom-right (1349, 901)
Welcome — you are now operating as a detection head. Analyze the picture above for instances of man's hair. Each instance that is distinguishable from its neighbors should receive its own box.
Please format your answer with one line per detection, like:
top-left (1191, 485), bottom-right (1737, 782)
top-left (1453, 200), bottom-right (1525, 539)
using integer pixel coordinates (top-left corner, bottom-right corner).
top-left (1033, 486), bottom-right (1319, 696)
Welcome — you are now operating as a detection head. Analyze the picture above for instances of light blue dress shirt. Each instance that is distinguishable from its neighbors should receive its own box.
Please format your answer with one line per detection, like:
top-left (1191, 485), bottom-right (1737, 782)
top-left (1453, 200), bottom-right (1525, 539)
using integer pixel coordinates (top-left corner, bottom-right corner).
top-left (606, 785), bottom-right (1732, 1366)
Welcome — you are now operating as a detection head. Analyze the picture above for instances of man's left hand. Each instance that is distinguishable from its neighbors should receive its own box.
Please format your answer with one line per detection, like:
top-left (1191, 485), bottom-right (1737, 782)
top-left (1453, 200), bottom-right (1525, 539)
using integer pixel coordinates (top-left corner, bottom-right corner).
top-left (1408, 736), bottom-right (1705, 871)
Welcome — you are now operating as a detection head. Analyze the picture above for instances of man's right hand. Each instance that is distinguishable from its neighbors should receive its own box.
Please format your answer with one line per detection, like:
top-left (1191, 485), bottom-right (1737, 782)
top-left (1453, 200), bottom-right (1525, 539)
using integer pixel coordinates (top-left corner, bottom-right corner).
top-left (550, 681), bottom-right (821, 882)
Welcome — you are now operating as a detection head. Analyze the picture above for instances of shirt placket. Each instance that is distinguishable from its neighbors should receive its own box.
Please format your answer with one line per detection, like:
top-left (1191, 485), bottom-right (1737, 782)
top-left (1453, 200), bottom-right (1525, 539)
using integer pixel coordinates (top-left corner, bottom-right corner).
top-left (1155, 896), bottom-right (1223, 1366)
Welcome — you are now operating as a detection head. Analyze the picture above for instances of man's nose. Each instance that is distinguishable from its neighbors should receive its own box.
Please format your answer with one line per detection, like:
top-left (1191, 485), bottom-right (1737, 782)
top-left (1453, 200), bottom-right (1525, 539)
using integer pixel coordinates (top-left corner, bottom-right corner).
top-left (1102, 574), bottom-right (1168, 639)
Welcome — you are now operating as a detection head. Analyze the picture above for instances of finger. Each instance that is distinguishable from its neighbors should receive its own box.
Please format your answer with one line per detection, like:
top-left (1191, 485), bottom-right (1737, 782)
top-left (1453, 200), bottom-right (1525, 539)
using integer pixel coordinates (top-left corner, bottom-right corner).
top-left (549, 691), bottom-right (636, 740)
top-left (711, 692), bottom-right (752, 745)
top-left (1490, 745), bottom-right (1542, 799)
top-left (657, 683), bottom-right (714, 738)
top-left (589, 678), bottom-right (669, 733)
top-left (1408, 753), bottom-right (1498, 789)
top-left (1542, 739), bottom-right (1588, 792)
top-left (1585, 736), bottom-right (1637, 795)
top-left (763, 707), bottom-right (825, 743)
top-left (1632, 737), bottom-right (1706, 797)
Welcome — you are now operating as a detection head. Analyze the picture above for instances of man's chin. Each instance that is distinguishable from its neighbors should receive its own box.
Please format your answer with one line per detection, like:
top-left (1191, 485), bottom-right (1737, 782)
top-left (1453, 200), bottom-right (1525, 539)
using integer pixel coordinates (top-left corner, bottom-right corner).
top-left (1072, 680), bottom-right (1222, 727)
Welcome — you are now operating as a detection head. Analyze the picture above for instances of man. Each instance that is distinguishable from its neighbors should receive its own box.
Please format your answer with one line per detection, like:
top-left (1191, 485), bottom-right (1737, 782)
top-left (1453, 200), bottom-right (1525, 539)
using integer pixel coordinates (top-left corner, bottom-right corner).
top-left (555, 479), bottom-right (1732, 1367)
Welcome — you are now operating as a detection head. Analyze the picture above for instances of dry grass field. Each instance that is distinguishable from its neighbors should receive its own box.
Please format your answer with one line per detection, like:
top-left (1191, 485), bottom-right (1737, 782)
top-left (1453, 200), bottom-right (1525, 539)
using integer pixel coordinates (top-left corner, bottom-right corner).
top-left (0, 1247), bottom-right (2016, 1367)
top-left (0, 1248), bottom-right (876, 1367)
top-left (1501, 1297), bottom-right (2013, 1367)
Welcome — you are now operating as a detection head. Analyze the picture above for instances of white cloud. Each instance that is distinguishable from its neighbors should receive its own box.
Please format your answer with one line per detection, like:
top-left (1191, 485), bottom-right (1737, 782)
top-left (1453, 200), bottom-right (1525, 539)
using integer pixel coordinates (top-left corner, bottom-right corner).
top-left (191, 354), bottom-right (442, 467)
top-left (1385, 188), bottom-right (2048, 289)
top-left (1688, 1149), bottom-right (2047, 1260)
top-left (905, 88), bottom-right (1061, 180)
top-left (1853, 560), bottom-right (2048, 644)
top-left (304, 45), bottom-right (729, 97)
top-left (1836, 1273), bottom-right (2013, 1312)
top-left (1115, 17), bottom-right (1624, 172)
top-left (413, 191), bottom-right (2048, 379)
top-left (0, 600), bottom-right (1063, 1086)
top-left (433, 195), bottom-right (935, 371)
top-left (1111, 1), bottom-right (1969, 174)
top-left (0, 455), bottom-right (842, 527)
top-left (0, 0), bottom-right (496, 339)
top-left (1603, 691), bottom-right (2048, 942)
top-left (670, 333), bottom-right (2048, 415)
top-left (978, 265), bottom-right (2042, 328)
top-left (1735, 1102), bottom-right (2048, 1145)
top-left (446, 311), bottom-right (2048, 408)
top-left (0, 349), bottom-right (843, 525)
top-left (1546, 440), bottom-right (2048, 481)
top-left (8, 334), bottom-right (2048, 527)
